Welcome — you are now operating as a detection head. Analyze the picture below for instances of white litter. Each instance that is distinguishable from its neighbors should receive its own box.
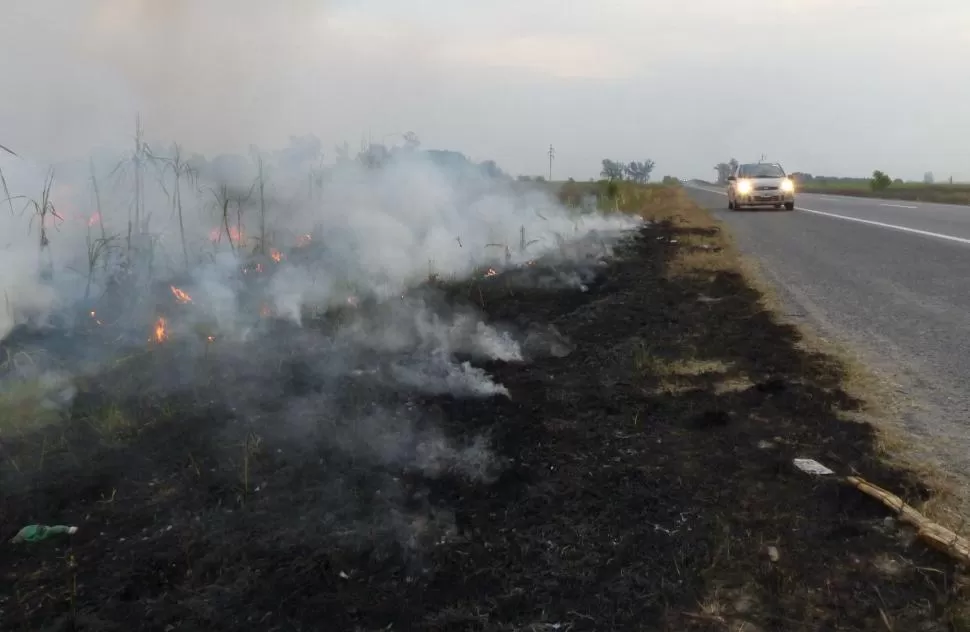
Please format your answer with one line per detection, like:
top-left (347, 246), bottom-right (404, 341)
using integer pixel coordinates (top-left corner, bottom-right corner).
top-left (793, 458), bottom-right (835, 476)
top-left (766, 545), bottom-right (780, 562)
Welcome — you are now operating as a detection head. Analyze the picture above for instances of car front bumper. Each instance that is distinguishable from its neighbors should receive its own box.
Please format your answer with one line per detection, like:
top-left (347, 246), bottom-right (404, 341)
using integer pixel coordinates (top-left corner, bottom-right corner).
top-left (736, 191), bottom-right (794, 205)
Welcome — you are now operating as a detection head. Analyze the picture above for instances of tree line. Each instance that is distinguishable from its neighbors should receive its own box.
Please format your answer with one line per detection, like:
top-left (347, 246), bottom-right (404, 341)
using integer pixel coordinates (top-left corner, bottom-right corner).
top-left (713, 157), bottom-right (946, 192)
top-left (600, 159), bottom-right (656, 184)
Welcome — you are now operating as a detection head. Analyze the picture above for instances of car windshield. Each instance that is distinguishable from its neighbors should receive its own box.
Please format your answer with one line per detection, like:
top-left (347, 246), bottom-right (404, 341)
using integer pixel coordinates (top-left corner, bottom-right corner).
top-left (740, 164), bottom-right (785, 178)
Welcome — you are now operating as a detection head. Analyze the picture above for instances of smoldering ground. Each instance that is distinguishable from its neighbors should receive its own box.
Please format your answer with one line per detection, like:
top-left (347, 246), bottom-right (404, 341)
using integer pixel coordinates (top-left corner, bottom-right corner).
top-left (0, 136), bottom-right (641, 561)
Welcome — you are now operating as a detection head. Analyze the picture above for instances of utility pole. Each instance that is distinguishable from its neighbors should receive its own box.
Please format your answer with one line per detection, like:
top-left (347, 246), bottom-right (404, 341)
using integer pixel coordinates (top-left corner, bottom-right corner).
top-left (548, 144), bottom-right (555, 181)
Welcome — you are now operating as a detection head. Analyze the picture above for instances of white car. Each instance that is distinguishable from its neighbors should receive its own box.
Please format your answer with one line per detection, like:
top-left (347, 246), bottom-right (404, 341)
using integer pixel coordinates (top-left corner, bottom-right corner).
top-left (727, 162), bottom-right (796, 211)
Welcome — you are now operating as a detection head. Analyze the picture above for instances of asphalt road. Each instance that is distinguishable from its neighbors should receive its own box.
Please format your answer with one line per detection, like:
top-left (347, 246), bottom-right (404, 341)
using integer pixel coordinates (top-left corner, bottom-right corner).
top-left (686, 184), bottom-right (970, 473)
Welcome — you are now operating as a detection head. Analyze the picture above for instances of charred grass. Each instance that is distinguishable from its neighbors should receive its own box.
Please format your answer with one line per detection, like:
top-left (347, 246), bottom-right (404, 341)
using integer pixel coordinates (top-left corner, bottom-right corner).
top-left (0, 185), bottom-right (966, 631)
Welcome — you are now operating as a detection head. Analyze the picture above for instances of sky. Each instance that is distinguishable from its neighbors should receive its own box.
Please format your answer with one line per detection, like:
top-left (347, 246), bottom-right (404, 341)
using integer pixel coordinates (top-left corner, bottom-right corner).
top-left (2, 0), bottom-right (969, 181)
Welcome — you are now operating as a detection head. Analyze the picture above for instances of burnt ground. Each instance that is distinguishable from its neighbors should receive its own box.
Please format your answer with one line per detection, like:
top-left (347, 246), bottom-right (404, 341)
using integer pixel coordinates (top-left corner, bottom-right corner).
top-left (0, 205), bottom-right (965, 631)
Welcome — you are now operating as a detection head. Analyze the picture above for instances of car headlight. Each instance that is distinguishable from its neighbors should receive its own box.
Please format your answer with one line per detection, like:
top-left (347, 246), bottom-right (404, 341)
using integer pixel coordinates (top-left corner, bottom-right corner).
top-left (780, 179), bottom-right (795, 192)
top-left (736, 180), bottom-right (752, 194)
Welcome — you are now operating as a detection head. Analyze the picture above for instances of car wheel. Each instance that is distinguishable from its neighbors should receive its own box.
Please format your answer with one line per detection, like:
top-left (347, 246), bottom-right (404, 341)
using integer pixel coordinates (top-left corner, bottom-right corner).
top-left (784, 202), bottom-right (795, 210)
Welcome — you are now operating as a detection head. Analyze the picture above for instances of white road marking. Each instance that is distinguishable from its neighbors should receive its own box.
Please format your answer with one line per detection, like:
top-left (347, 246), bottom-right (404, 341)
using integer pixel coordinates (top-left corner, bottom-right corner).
top-left (796, 207), bottom-right (970, 246)
top-left (686, 184), bottom-right (970, 246)
top-left (879, 203), bottom-right (918, 209)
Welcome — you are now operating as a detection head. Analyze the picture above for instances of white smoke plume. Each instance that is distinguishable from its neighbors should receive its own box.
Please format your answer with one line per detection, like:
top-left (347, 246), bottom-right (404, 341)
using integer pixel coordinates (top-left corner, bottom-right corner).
top-left (0, 145), bottom-right (640, 344)
top-left (0, 2), bottom-right (646, 553)
top-left (338, 298), bottom-right (524, 363)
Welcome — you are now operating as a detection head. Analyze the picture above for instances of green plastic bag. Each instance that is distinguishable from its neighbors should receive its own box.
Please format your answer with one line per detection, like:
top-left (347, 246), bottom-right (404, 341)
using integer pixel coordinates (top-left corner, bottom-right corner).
top-left (10, 524), bottom-right (78, 544)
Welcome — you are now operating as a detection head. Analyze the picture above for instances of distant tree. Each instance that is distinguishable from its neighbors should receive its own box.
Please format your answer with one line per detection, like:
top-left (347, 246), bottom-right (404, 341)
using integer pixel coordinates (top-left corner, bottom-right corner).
top-left (402, 132), bottom-right (421, 151)
top-left (870, 170), bottom-right (892, 191)
top-left (662, 175), bottom-right (680, 185)
top-left (600, 159), bottom-right (625, 181)
top-left (517, 175), bottom-right (533, 182)
top-left (714, 163), bottom-right (730, 184)
top-left (534, 175), bottom-right (546, 182)
top-left (624, 160), bottom-right (655, 184)
top-left (714, 158), bottom-right (739, 184)
top-left (924, 171), bottom-right (935, 184)
top-left (643, 160), bottom-right (655, 182)
top-left (893, 178), bottom-right (904, 185)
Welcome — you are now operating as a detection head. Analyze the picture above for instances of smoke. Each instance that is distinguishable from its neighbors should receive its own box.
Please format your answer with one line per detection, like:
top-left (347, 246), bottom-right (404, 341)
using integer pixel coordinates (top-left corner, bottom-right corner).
top-left (279, 392), bottom-right (500, 482)
top-left (338, 296), bottom-right (524, 362)
top-left (0, 139), bottom-right (646, 417)
top-left (1, 1), bottom-right (340, 158)
top-left (0, 2), bottom-right (645, 556)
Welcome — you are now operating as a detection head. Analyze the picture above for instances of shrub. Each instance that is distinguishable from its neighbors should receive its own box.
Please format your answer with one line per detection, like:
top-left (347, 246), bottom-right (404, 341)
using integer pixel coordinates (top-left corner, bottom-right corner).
top-left (870, 170), bottom-right (892, 191)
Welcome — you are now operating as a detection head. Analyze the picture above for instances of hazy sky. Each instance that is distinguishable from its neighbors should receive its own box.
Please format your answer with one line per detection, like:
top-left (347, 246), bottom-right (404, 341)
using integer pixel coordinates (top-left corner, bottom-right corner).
top-left (3, 0), bottom-right (969, 181)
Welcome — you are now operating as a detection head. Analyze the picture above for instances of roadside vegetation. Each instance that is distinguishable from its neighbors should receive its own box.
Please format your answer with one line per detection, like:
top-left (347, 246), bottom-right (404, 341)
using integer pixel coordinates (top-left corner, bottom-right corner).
top-left (796, 178), bottom-right (970, 205)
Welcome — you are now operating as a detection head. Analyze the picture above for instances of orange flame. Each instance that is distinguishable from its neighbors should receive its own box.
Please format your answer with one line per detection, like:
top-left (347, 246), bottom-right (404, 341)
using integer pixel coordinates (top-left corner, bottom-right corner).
top-left (153, 317), bottom-right (167, 343)
top-left (270, 249), bottom-right (283, 263)
top-left (87, 212), bottom-right (101, 228)
top-left (484, 268), bottom-right (498, 277)
top-left (170, 286), bottom-right (192, 304)
top-left (90, 310), bottom-right (102, 326)
top-left (259, 303), bottom-right (272, 318)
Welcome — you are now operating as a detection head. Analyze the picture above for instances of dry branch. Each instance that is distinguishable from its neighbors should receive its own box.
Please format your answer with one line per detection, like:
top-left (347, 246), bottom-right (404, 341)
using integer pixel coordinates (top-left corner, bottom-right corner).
top-left (846, 475), bottom-right (970, 565)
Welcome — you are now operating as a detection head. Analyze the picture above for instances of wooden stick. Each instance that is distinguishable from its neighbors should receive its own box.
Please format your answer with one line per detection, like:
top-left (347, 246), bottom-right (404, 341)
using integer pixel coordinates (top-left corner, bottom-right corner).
top-left (846, 475), bottom-right (970, 565)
